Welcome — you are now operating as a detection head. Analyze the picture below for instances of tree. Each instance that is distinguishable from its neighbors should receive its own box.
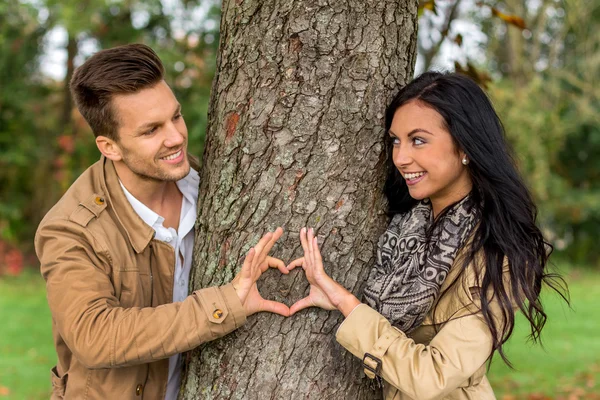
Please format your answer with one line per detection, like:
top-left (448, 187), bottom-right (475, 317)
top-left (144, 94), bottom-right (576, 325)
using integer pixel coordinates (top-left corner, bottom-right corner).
top-left (0, 0), bottom-right (50, 246)
top-left (181, 1), bottom-right (418, 398)
top-left (0, 0), bottom-right (220, 255)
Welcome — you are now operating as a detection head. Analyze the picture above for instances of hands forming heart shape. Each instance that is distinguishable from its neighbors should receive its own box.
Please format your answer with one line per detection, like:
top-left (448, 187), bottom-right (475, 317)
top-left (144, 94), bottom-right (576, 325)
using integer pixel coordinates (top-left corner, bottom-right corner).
top-left (230, 227), bottom-right (361, 318)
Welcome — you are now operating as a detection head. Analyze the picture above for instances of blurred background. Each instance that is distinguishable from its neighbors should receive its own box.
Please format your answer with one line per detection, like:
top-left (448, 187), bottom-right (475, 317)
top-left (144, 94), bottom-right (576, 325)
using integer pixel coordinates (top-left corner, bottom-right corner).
top-left (0, 0), bottom-right (598, 398)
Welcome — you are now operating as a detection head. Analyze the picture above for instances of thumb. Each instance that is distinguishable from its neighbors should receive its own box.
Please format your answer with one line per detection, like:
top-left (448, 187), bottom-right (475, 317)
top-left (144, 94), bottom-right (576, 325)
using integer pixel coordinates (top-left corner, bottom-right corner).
top-left (289, 296), bottom-right (314, 315)
top-left (259, 299), bottom-right (290, 317)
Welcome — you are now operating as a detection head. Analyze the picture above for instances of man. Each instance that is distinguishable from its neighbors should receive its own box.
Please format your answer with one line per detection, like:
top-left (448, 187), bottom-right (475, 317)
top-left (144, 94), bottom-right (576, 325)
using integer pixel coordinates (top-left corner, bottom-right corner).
top-left (35, 44), bottom-right (290, 399)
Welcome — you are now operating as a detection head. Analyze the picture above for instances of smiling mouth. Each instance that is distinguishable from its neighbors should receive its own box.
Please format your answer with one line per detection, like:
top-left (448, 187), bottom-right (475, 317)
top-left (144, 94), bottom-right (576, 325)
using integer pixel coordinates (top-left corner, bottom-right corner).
top-left (160, 150), bottom-right (182, 161)
top-left (403, 171), bottom-right (427, 185)
top-left (403, 171), bottom-right (426, 180)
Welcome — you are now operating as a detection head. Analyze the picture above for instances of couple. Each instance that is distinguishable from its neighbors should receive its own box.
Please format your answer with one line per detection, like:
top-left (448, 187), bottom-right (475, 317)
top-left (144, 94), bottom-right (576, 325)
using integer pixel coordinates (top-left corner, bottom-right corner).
top-left (36, 44), bottom-right (561, 400)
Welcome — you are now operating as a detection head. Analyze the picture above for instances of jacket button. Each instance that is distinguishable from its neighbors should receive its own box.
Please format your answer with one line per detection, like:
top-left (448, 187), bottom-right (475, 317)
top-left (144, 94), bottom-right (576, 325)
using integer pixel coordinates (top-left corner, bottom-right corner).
top-left (212, 309), bottom-right (224, 319)
top-left (95, 196), bottom-right (105, 205)
top-left (136, 384), bottom-right (143, 396)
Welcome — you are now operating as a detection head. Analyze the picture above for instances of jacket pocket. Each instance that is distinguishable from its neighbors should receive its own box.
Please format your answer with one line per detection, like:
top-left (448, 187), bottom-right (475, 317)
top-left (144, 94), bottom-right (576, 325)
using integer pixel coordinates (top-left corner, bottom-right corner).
top-left (50, 366), bottom-right (66, 399)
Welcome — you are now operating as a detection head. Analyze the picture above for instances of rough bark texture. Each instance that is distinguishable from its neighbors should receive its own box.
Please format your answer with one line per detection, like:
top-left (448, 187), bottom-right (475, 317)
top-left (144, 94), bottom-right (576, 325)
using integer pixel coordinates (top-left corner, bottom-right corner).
top-left (182, 1), bottom-right (417, 398)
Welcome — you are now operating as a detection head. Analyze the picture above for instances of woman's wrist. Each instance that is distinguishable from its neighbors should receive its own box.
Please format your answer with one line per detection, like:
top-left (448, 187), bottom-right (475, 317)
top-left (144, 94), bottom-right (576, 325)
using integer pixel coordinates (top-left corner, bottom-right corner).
top-left (320, 276), bottom-right (360, 317)
top-left (337, 291), bottom-right (361, 317)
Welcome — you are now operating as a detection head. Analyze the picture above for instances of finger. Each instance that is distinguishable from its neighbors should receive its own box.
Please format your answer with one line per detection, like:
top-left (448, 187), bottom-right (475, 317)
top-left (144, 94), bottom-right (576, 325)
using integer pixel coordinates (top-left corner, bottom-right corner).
top-left (312, 237), bottom-right (324, 271)
top-left (266, 256), bottom-right (289, 274)
top-left (260, 299), bottom-right (290, 317)
top-left (302, 228), bottom-right (315, 271)
top-left (299, 227), bottom-right (310, 256)
top-left (257, 227), bottom-right (283, 262)
top-left (240, 248), bottom-right (255, 276)
top-left (289, 296), bottom-right (315, 315)
top-left (307, 228), bottom-right (315, 264)
top-left (286, 257), bottom-right (304, 271)
top-left (234, 248), bottom-right (255, 297)
top-left (253, 231), bottom-right (273, 254)
top-left (250, 232), bottom-right (274, 274)
top-left (251, 232), bottom-right (273, 268)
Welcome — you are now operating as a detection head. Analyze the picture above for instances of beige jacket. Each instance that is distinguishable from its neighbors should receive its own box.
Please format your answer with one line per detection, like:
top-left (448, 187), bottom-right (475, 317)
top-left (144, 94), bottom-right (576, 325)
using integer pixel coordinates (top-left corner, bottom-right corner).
top-left (336, 255), bottom-right (507, 400)
top-left (35, 156), bottom-right (246, 399)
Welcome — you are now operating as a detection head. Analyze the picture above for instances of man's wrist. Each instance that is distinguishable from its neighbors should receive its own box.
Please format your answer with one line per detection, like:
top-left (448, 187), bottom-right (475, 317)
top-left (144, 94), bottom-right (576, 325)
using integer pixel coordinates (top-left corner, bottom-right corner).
top-left (231, 280), bottom-right (245, 303)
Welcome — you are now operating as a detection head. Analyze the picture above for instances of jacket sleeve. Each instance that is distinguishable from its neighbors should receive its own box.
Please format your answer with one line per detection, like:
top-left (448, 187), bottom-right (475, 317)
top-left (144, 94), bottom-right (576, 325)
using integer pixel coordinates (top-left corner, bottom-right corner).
top-left (335, 303), bottom-right (495, 400)
top-left (35, 218), bottom-right (246, 369)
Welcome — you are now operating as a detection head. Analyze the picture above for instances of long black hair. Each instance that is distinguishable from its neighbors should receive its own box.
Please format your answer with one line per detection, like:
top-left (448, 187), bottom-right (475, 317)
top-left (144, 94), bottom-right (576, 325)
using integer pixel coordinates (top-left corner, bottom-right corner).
top-left (384, 71), bottom-right (568, 365)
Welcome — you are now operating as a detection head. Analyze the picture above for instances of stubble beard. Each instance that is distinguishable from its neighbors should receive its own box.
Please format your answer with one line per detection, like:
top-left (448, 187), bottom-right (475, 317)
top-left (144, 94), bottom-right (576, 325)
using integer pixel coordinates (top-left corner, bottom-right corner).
top-left (121, 152), bottom-right (190, 183)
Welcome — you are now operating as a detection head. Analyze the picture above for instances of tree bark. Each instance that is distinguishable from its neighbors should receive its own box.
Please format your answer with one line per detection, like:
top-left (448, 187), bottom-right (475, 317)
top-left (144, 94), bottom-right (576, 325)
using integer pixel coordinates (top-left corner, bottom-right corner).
top-left (182, 1), bottom-right (417, 398)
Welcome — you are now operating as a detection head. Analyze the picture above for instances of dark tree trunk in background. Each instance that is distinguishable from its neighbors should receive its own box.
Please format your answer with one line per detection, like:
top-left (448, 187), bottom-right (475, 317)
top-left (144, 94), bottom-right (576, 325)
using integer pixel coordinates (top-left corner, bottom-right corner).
top-left (182, 1), bottom-right (417, 398)
top-left (61, 34), bottom-right (77, 132)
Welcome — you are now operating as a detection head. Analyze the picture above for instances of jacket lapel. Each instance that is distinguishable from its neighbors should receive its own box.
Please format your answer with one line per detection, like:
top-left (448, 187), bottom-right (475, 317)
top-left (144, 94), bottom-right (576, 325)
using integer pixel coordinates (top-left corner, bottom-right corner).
top-left (98, 156), bottom-right (155, 254)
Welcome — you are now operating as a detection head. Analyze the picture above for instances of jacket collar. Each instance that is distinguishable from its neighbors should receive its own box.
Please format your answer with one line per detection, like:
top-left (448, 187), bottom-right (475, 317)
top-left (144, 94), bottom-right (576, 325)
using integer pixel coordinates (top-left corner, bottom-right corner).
top-left (98, 156), bottom-right (155, 254)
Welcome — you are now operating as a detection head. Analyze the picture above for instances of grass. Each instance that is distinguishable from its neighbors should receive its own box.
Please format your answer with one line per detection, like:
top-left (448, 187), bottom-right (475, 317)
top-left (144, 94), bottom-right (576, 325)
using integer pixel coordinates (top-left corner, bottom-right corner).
top-left (488, 265), bottom-right (600, 398)
top-left (0, 266), bottom-right (598, 399)
top-left (0, 270), bottom-right (54, 399)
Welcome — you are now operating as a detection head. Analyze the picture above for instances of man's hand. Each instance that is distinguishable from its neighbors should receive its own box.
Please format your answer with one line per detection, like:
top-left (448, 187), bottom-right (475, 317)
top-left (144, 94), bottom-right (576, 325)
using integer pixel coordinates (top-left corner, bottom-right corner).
top-left (231, 227), bottom-right (290, 317)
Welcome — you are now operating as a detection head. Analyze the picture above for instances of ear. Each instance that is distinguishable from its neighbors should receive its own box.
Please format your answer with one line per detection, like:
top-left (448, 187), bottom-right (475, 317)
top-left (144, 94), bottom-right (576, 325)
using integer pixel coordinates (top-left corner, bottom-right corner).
top-left (96, 136), bottom-right (123, 161)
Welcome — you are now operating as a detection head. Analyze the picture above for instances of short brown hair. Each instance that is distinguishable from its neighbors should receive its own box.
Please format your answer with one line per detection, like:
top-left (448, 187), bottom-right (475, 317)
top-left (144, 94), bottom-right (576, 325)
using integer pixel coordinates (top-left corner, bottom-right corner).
top-left (70, 43), bottom-right (165, 140)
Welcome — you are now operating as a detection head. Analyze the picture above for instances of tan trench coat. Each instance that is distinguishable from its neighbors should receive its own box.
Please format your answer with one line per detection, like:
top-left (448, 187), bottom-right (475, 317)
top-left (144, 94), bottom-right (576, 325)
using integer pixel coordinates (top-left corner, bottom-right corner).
top-left (35, 156), bottom-right (246, 399)
top-left (336, 253), bottom-right (508, 400)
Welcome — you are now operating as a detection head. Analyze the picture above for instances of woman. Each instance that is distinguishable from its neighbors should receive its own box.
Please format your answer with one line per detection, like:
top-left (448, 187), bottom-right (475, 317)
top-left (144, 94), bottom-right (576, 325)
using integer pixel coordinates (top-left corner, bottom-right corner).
top-left (287, 72), bottom-right (566, 399)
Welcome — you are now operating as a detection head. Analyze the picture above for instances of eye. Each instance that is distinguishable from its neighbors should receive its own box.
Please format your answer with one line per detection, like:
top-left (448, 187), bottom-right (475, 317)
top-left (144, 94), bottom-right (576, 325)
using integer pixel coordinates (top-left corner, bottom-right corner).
top-left (145, 126), bottom-right (158, 135)
top-left (173, 113), bottom-right (183, 121)
top-left (389, 135), bottom-right (400, 146)
top-left (413, 137), bottom-right (426, 146)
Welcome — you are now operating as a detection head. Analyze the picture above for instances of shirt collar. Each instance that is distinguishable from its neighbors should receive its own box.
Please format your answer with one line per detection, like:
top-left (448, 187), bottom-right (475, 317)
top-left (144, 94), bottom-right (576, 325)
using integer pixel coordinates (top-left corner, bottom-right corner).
top-left (119, 181), bottom-right (163, 229)
top-left (118, 167), bottom-right (199, 231)
top-left (175, 167), bottom-right (199, 206)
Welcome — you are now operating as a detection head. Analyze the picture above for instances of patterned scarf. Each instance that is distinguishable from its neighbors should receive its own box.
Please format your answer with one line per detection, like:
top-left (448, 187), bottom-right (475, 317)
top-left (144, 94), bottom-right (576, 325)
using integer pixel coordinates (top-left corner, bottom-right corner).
top-left (363, 195), bottom-right (479, 333)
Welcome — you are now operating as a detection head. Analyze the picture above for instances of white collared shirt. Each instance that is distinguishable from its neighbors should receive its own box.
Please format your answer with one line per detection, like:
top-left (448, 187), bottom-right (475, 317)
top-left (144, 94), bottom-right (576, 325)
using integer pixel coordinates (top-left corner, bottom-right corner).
top-left (119, 168), bottom-right (199, 400)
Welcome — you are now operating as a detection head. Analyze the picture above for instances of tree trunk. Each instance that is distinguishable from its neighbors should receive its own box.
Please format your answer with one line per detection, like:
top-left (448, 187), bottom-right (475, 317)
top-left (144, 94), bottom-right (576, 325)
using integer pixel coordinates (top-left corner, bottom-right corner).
top-left (61, 34), bottom-right (77, 132)
top-left (421, 0), bottom-right (462, 72)
top-left (182, 1), bottom-right (417, 399)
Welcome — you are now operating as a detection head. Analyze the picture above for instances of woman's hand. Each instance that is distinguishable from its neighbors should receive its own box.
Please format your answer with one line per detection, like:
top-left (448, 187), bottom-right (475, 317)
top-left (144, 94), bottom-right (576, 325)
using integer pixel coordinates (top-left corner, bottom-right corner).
top-left (287, 227), bottom-right (361, 316)
top-left (232, 227), bottom-right (290, 317)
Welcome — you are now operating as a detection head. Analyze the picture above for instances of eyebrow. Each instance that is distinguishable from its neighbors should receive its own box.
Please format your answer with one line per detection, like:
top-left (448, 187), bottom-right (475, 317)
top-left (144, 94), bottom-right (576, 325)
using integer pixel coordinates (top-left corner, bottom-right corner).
top-left (388, 128), bottom-right (434, 137)
top-left (135, 104), bottom-right (182, 134)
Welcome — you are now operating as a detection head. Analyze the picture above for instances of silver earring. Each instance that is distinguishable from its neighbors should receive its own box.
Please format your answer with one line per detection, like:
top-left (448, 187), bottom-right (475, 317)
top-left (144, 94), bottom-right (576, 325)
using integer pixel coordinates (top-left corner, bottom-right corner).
top-left (462, 157), bottom-right (468, 165)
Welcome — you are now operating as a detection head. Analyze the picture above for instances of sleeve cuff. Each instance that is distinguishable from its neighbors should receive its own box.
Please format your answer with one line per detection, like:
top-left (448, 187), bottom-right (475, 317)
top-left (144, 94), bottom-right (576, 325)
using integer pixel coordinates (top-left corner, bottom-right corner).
top-left (220, 283), bottom-right (247, 329)
top-left (336, 304), bottom-right (405, 359)
top-left (335, 302), bottom-right (364, 337)
top-left (194, 283), bottom-right (247, 340)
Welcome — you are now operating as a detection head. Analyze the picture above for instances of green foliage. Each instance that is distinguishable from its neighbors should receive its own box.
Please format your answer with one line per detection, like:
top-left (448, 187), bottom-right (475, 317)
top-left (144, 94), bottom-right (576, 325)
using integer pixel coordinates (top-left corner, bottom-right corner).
top-left (484, 0), bottom-right (600, 265)
top-left (0, 1), bottom-right (51, 242)
top-left (490, 75), bottom-right (600, 264)
top-left (1, 0), bottom-right (598, 267)
top-left (0, 0), bottom-right (220, 251)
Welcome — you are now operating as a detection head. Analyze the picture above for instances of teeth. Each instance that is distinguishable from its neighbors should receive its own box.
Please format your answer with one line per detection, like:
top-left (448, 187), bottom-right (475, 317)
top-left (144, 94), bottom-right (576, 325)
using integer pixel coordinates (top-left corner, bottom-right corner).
top-left (162, 150), bottom-right (181, 161)
top-left (404, 172), bottom-right (425, 180)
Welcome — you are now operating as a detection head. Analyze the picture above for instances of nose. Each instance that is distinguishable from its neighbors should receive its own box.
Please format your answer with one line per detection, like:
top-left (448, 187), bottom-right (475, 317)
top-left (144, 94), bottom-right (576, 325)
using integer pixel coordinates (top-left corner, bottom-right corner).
top-left (392, 143), bottom-right (412, 169)
top-left (163, 121), bottom-right (185, 148)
